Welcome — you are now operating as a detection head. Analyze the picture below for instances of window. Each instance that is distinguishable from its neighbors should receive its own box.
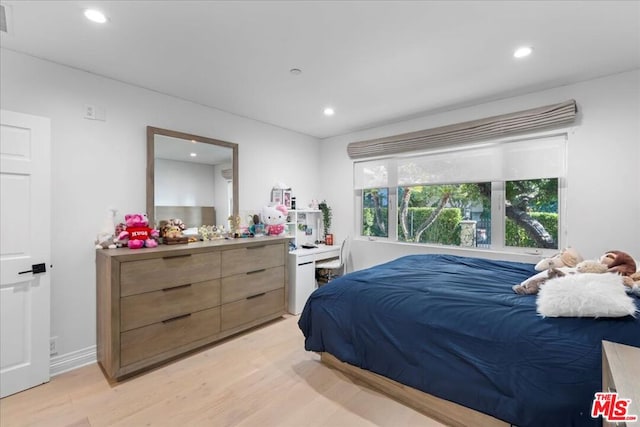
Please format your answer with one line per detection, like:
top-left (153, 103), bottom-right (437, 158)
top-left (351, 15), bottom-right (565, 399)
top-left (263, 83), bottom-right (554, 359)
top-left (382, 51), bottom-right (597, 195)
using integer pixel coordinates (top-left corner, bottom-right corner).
top-left (398, 183), bottom-right (491, 246)
top-left (354, 135), bottom-right (566, 252)
top-left (363, 188), bottom-right (389, 237)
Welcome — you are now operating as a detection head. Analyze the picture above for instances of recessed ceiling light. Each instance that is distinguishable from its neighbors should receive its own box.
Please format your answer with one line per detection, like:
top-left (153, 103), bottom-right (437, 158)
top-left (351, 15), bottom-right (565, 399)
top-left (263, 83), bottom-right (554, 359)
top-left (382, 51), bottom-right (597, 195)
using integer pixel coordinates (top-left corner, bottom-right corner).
top-left (84, 9), bottom-right (107, 24)
top-left (190, 153), bottom-right (197, 157)
top-left (289, 68), bottom-right (302, 75)
top-left (514, 46), bottom-right (533, 58)
top-left (323, 107), bottom-right (335, 116)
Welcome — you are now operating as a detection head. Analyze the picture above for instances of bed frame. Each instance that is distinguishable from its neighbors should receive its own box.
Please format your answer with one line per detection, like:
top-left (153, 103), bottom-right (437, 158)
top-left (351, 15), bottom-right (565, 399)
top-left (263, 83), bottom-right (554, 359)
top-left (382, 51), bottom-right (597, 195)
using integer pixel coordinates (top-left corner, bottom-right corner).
top-left (320, 352), bottom-right (509, 427)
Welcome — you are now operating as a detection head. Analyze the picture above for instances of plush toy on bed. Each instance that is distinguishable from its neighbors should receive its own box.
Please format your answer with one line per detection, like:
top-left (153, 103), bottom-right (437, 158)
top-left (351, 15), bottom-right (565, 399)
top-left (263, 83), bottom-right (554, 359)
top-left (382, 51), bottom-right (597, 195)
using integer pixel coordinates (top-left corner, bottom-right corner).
top-left (599, 250), bottom-right (637, 276)
top-left (623, 272), bottom-right (640, 296)
top-left (512, 267), bottom-right (569, 295)
top-left (576, 259), bottom-right (609, 274)
top-left (534, 247), bottom-right (583, 271)
top-left (262, 204), bottom-right (288, 236)
top-left (117, 213), bottom-right (159, 249)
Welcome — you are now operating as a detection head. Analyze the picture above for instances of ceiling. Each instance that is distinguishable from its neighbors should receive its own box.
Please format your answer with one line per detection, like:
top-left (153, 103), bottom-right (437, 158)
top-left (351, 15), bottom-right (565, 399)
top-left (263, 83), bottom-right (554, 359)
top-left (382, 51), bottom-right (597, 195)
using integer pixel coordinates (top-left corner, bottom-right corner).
top-left (1, 1), bottom-right (639, 139)
top-left (155, 134), bottom-right (233, 165)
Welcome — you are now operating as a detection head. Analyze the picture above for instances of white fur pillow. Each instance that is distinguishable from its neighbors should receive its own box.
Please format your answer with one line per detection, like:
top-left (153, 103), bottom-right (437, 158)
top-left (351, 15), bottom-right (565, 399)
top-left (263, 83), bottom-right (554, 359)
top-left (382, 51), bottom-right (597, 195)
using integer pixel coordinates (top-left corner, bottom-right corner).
top-left (537, 273), bottom-right (637, 318)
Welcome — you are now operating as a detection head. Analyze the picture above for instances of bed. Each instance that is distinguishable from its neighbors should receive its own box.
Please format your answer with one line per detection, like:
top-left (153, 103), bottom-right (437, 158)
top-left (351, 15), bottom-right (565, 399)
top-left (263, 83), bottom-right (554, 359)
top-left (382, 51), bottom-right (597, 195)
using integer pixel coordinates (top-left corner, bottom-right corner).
top-left (298, 254), bottom-right (640, 427)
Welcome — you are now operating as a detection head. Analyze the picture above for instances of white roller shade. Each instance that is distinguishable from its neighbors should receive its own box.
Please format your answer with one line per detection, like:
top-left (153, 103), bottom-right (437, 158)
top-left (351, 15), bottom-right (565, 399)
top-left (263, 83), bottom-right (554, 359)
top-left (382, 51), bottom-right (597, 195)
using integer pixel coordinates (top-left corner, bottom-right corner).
top-left (354, 159), bottom-right (390, 189)
top-left (396, 135), bottom-right (566, 185)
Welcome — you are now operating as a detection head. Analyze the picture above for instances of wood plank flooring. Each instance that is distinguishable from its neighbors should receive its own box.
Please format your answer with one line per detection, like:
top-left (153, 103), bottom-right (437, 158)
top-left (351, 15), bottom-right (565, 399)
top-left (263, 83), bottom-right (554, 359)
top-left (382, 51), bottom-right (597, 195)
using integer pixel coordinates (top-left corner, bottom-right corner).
top-left (0, 315), bottom-right (443, 427)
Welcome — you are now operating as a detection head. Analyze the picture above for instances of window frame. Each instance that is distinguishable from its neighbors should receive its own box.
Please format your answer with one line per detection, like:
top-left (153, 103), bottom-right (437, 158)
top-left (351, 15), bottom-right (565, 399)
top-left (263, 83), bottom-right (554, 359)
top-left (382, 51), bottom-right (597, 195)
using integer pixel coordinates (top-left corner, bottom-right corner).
top-left (353, 131), bottom-right (568, 256)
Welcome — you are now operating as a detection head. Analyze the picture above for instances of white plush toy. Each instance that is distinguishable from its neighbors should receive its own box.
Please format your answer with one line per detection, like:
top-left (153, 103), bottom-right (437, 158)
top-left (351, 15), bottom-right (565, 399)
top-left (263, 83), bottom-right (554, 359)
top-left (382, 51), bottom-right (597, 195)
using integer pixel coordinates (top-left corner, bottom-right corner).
top-left (95, 207), bottom-right (118, 249)
top-left (535, 247), bottom-right (584, 271)
top-left (262, 204), bottom-right (288, 236)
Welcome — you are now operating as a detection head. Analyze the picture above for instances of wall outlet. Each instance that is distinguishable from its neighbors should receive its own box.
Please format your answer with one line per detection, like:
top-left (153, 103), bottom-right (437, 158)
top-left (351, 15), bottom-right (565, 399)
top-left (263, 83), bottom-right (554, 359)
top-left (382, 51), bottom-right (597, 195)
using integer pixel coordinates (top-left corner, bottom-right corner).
top-left (49, 336), bottom-right (58, 355)
top-left (84, 104), bottom-right (96, 119)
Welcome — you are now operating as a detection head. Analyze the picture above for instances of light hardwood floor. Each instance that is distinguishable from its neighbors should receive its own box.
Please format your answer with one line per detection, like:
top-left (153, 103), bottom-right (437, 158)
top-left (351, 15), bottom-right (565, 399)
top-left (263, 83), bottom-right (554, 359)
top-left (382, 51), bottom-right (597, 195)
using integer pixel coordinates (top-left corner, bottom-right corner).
top-left (0, 315), bottom-right (443, 427)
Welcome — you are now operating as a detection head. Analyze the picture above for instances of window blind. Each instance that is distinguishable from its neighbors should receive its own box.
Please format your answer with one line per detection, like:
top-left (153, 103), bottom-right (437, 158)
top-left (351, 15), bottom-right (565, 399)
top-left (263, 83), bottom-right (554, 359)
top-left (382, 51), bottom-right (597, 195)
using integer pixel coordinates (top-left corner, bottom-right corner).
top-left (347, 100), bottom-right (577, 159)
top-left (221, 168), bottom-right (233, 180)
top-left (396, 135), bottom-right (567, 186)
top-left (353, 160), bottom-right (390, 189)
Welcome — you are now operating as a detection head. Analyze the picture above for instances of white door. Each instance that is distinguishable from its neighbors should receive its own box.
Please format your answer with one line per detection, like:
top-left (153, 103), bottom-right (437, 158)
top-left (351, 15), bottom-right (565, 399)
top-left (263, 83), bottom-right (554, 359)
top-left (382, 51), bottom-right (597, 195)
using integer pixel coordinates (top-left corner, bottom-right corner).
top-left (0, 110), bottom-right (51, 398)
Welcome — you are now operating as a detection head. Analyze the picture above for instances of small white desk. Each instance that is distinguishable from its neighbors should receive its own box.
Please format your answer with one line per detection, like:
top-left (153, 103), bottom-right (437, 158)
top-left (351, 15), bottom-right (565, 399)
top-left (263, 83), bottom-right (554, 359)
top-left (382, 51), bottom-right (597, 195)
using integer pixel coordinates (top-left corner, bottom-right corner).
top-left (288, 245), bottom-right (341, 315)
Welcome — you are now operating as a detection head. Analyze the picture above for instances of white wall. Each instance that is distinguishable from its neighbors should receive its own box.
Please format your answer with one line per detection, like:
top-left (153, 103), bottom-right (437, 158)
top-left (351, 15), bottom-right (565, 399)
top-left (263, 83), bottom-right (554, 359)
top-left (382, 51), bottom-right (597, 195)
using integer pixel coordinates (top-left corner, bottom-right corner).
top-left (0, 48), bottom-right (320, 366)
top-left (320, 70), bottom-right (640, 272)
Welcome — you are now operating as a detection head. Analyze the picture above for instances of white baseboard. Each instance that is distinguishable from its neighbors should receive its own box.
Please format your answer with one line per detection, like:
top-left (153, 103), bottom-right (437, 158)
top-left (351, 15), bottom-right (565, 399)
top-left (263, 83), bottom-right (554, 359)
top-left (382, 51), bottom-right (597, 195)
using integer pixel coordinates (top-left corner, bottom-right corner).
top-left (50, 345), bottom-right (97, 377)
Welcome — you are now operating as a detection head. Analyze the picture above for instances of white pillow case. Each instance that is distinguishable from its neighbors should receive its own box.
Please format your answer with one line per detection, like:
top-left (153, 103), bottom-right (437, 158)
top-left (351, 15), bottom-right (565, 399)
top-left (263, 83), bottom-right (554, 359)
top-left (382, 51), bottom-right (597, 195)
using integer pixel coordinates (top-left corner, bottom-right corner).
top-left (537, 273), bottom-right (637, 318)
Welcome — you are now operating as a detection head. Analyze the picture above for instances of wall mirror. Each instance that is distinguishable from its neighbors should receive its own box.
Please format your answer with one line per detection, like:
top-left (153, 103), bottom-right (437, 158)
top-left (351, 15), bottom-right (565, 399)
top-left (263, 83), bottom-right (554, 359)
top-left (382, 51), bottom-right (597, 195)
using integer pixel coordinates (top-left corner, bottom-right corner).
top-left (146, 126), bottom-right (239, 230)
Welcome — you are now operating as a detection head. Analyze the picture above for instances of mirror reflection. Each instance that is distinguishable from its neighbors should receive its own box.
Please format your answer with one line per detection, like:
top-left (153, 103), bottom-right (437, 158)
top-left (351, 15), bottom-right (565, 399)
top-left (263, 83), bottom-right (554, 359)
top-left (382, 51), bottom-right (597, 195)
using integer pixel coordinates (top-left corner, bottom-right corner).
top-left (147, 127), bottom-right (238, 232)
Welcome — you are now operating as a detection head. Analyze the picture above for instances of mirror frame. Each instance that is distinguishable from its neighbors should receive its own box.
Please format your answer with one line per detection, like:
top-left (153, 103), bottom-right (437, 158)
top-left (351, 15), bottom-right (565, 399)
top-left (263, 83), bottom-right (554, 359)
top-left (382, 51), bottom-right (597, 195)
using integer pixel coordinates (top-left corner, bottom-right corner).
top-left (146, 126), bottom-right (239, 227)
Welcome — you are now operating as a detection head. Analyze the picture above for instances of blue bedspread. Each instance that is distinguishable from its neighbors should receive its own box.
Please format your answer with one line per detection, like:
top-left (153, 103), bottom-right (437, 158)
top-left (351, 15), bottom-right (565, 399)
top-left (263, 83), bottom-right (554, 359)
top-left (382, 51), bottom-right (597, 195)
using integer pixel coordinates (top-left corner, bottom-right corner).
top-left (298, 254), bottom-right (640, 427)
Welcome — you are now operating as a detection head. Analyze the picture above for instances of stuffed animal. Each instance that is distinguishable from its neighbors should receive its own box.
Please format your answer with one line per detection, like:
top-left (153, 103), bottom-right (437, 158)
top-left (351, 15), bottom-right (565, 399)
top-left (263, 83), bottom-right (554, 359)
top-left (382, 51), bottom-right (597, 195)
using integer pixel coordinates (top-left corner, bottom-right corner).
top-left (599, 250), bottom-right (637, 276)
top-left (535, 247), bottom-right (583, 271)
top-left (262, 204), bottom-right (288, 236)
top-left (513, 267), bottom-right (568, 295)
top-left (623, 272), bottom-right (640, 296)
top-left (117, 213), bottom-right (159, 249)
top-left (95, 207), bottom-right (118, 249)
top-left (576, 260), bottom-right (608, 274)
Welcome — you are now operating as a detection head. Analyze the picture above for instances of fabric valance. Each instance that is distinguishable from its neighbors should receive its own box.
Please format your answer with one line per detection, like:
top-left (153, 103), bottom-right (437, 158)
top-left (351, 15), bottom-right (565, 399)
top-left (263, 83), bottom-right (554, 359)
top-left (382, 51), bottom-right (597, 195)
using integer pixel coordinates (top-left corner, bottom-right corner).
top-left (347, 99), bottom-right (577, 159)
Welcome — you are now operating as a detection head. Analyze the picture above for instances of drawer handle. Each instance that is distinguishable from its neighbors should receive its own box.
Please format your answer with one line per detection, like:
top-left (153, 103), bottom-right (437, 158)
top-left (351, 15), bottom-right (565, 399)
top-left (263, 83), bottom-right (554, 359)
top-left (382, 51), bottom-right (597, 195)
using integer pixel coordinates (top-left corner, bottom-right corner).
top-left (162, 254), bottom-right (192, 260)
top-left (246, 245), bottom-right (266, 250)
top-left (246, 269), bottom-right (266, 275)
top-left (162, 313), bottom-right (191, 323)
top-left (162, 284), bottom-right (192, 292)
top-left (246, 292), bottom-right (266, 300)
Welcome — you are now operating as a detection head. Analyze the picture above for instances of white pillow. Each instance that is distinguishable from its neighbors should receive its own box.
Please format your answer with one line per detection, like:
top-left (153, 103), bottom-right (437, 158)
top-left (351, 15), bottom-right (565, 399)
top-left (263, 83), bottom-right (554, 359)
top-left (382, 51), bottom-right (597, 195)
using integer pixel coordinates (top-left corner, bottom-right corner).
top-left (537, 273), bottom-right (637, 318)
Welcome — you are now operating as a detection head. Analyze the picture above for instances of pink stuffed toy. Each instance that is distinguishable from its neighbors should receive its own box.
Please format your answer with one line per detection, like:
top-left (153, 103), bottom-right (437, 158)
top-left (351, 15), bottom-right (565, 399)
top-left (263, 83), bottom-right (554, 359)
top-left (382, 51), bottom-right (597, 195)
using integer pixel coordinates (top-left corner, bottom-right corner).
top-left (117, 213), bottom-right (159, 249)
top-left (262, 204), bottom-right (288, 236)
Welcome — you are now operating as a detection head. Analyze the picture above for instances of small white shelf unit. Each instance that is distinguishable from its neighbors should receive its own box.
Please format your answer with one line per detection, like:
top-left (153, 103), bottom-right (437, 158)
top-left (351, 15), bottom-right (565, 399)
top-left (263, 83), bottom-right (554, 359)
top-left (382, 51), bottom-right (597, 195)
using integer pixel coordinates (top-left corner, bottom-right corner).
top-left (286, 209), bottom-right (322, 249)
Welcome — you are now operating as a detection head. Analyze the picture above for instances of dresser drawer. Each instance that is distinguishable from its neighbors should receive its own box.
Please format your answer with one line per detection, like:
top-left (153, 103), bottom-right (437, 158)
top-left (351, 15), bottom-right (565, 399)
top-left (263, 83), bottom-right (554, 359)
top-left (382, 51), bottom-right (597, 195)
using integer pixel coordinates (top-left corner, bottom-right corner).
top-left (120, 252), bottom-right (221, 297)
top-left (221, 266), bottom-right (284, 304)
top-left (121, 279), bottom-right (221, 332)
top-left (221, 244), bottom-right (284, 276)
top-left (120, 307), bottom-right (221, 367)
top-left (221, 288), bottom-right (284, 331)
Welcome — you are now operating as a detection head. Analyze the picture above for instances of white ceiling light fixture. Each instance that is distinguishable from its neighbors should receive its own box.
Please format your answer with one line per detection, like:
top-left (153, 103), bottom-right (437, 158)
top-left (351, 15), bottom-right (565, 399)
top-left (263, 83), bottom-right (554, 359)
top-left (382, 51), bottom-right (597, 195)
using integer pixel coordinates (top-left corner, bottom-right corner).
top-left (84, 9), bottom-right (107, 24)
top-left (190, 152), bottom-right (197, 157)
top-left (323, 107), bottom-right (335, 116)
top-left (514, 46), bottom-right (533, 58)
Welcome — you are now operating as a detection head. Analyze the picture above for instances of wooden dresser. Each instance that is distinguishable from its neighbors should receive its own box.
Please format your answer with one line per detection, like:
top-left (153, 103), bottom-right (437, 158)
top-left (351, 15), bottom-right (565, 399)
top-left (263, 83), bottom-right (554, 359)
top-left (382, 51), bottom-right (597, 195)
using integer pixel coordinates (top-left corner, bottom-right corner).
top-left (96, 236), bottom-right (289, 381)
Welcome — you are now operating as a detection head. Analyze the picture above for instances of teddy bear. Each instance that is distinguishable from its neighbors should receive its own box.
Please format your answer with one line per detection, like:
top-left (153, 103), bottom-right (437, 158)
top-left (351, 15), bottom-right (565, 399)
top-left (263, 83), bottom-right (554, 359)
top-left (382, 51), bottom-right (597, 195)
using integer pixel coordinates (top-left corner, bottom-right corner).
top-left (262, 204), bottom-right (288, 236)
top-left (512, 266), bottom-right (568, 295)
top-left (575, 260), bottom-right (608, 274)
top-left (599, 250), bottom-right (637, 276)
top-left (95, 207), bottom-right (119, 249)
top-left (622, 272), bottom-right (640, 296)
top-left (117, 213), bottom-right (159, 249)
top-left (534, 247), bottom-right (583, 271)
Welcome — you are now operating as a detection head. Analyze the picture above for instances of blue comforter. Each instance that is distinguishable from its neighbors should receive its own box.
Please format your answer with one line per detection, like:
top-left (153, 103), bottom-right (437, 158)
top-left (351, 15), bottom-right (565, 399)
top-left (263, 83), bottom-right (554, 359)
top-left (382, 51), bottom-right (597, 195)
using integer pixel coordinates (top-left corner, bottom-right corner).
top-left (299, 254), bottom-right (640, 427)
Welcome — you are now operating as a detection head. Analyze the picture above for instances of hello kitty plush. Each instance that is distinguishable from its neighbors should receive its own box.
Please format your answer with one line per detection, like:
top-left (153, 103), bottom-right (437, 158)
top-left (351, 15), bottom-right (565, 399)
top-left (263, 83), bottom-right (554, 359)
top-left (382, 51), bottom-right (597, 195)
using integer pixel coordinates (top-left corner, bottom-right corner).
top-left (117, 213), bottom-right (159, 249)
top-left (262, 204), bottom-right (288, 236)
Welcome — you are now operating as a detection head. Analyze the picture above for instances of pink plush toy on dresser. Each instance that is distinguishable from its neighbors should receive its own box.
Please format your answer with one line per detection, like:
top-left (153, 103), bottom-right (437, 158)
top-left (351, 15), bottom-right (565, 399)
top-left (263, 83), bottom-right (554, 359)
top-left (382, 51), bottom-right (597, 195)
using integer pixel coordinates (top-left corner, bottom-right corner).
top-left (117, 213), bottom-right (159, 249)
top-left (262, 205), bottom-right (288, 236)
